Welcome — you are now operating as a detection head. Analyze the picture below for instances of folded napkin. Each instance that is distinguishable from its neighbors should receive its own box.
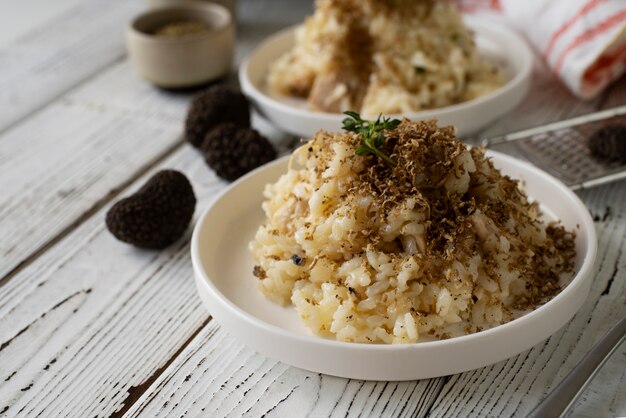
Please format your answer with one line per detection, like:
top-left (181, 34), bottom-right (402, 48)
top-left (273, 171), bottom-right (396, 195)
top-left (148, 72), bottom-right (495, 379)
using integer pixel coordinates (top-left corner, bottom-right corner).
top-left (456, 0), bottom-right (626, 99)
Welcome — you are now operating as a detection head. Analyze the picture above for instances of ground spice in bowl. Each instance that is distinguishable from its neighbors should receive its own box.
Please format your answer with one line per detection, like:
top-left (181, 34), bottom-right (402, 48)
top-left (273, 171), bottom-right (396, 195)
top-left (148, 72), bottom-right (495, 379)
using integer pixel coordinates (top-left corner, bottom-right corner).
top-left (152, 20), bottom-right (211, 39)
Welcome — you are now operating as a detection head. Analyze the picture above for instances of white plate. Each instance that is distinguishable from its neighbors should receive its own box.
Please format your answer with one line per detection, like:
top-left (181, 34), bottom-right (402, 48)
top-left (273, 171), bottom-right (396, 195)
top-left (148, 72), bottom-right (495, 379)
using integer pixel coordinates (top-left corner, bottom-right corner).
top-left (239, 16), bottom-right (533, 138)
top-left (191, 152), bottom-right (596, 381)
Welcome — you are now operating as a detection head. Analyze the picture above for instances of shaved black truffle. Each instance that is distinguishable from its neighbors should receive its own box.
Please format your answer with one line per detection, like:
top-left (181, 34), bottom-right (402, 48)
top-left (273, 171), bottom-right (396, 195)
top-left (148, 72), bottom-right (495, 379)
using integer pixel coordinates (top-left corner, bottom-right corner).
top-left (203, 123), bottom-right (277, 181)
top-left (185, 85), bottom-right (250, 148)
top-left (291, 254), bottom-right (305, 266)
top-left (106, 170), bottom-right (196, 249)
top-left (588, 124), bottom-right (626, 164)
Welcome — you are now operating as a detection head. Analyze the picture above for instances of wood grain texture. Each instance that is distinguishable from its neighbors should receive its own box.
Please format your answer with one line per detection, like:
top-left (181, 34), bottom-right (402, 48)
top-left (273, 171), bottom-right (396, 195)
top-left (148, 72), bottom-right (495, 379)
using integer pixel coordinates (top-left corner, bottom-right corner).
top-left (0, 0), bottom-right (140, 133)
top-left (0, 2), bottom-right (310, 414)
top-left (0, 61), bottom-right (189, 281)
top-left (0, 146), bottom-right (222, 417)
top-left (0, 0), bottom-right (624, 416)
top-left (0, 0), bottom-right (306, 284)
top-left (124, 322), bottom-right (447, 418)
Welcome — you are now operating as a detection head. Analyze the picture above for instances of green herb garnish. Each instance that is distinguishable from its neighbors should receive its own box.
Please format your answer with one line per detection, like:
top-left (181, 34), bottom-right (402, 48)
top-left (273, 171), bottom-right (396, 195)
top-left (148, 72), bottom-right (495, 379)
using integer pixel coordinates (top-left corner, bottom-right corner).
top-left (342, 111), bottom-right (400, 166)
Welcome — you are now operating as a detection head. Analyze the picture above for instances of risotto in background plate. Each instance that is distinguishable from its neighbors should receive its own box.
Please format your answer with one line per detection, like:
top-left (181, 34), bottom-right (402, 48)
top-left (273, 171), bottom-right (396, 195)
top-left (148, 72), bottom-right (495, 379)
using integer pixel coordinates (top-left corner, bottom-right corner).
top-left (268, 0), bottom-right (504, 115)
top-left (239, 16), bottom-right (532, 138)
top-left (250, 118), bottom-right (576, 344)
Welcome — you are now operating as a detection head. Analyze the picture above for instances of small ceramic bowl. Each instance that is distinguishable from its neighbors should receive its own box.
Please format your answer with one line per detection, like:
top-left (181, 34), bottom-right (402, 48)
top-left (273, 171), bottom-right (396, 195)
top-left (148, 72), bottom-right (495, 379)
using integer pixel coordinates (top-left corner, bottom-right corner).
top-left (126, 2), bottom-right (234, 88)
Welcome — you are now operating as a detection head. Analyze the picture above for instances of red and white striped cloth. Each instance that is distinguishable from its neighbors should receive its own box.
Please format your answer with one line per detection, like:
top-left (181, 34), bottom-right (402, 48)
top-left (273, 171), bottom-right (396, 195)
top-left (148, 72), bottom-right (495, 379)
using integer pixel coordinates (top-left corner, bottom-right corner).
top-left (456, 0), bottom-right (626, 99)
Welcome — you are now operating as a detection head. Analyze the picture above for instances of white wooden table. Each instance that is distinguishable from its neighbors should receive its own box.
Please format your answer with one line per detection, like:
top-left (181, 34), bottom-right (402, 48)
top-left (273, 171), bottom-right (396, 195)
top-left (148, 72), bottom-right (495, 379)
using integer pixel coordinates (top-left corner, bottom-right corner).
top-left (0, 1), bottom-right (624, 416)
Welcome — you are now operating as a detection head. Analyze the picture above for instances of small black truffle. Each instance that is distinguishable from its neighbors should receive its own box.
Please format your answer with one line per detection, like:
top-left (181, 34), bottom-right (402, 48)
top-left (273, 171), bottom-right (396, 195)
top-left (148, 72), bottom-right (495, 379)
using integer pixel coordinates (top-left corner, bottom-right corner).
top-left (106, 170), bottom-right (196, 249)
top-left (203, 123), bottom-right (277, 181)
top-left (185, 85), bottom-right (251, 148)
top-left (588, 124), bottom-right (626, 164)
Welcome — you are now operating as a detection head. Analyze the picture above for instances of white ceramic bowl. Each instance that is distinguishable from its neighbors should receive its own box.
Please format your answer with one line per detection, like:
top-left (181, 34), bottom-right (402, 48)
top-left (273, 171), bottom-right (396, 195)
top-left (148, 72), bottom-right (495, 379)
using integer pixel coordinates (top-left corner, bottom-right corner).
top-left (191, 152), bottom-right (596, 381)
top-left (239, 16), bottom-right (533, 138)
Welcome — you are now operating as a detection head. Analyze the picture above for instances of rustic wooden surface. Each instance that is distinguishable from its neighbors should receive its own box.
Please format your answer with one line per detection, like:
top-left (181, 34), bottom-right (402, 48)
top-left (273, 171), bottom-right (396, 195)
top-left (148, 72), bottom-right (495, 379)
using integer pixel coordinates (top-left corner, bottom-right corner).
top-left (0, 1), bottom-right (624, 417)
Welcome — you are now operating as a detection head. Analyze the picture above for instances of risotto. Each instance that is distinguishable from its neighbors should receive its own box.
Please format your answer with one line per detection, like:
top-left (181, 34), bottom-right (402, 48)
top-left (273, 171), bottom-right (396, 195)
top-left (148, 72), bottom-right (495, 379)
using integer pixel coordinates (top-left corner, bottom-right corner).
top-left (267, 0), bottom-right (504, 116)
top-left (250, 119), bottom-right (576, 344)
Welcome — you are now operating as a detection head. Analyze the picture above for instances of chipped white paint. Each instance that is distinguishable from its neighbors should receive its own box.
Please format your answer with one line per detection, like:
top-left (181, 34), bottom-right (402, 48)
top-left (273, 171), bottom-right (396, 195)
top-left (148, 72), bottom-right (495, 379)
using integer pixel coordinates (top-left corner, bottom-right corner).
top-left (0, 0), bottom-right (624, 417)
top-left (125, 323), bottom-right (447, 418)
top-left (0, 0), bottom-right (142, 132)
top-left (0, 62), bottom-right (188, 280)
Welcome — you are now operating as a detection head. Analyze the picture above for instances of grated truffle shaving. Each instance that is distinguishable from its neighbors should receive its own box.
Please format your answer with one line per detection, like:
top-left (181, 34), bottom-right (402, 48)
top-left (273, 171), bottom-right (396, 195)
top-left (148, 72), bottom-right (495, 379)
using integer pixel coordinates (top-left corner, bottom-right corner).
top-left (250, 119), bottom-right (577, 343)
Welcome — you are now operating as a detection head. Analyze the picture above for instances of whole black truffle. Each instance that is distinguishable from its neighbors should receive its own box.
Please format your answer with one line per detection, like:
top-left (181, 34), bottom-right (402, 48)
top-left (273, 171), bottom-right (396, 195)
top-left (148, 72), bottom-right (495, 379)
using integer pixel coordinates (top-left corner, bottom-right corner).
top-left (587, 124), bottom-right (626, 164)
top-left (106, 170), bottom-right (196, 249)
top-left (185, 85), bottom-right (251, 148)
top-left (203, 123), bottom-right (277, 181)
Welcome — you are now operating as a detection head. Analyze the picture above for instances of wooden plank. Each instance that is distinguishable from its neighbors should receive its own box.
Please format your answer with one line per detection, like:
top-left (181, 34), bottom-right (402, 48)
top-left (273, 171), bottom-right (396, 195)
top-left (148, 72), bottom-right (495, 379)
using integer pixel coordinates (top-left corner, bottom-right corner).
top-left (0, 146), bottom-right (222, 417)
top-left (123, 323), bottom-right (447, 418)
top-left (0, 61), bottom-right (190, 282)
top-left (0, 0), bottom-right (84, 47)
top-left (426, 182), bottom-right (626, 418)
top-left (66, 62), bottom-right (190, 124)
top-left (0, 0), bottom-right (140, 132)
top-left (0, 2), bottom-right (315, 415)
top-left (0, 62), bottom-right (298, 418)
top-left (0, 0), bottom-right (309, 284)
top-left (0, 135), bottom-right (313, 417)
top-left (0, 1), bottom-right (311, 413)
top-left (1, 2), bottom-right (623, 417)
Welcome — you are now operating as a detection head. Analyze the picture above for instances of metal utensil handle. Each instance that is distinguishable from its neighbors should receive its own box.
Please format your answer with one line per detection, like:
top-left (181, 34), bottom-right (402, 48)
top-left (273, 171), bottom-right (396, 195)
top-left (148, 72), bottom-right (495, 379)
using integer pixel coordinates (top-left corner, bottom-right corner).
top-left (526, 314), bottom-right (626, 418)
top-left (483, 104), bottom-right (626, 147)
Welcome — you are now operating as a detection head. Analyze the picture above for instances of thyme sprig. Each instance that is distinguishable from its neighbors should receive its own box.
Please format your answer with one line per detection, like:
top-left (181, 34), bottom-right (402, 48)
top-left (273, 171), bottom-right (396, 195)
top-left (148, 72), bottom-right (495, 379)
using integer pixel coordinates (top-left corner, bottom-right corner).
top-left (341, 111), bottom-right (400, 166)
